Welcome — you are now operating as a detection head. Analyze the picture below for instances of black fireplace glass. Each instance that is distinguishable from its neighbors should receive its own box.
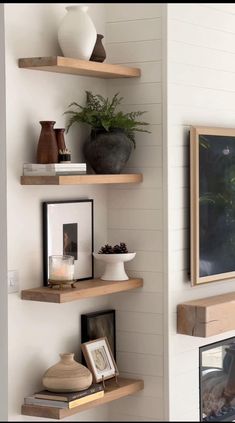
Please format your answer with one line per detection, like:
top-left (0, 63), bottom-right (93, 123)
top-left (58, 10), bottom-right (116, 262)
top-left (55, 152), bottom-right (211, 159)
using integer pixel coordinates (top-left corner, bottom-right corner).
top-left (200, 337), bottom-right (235, 422)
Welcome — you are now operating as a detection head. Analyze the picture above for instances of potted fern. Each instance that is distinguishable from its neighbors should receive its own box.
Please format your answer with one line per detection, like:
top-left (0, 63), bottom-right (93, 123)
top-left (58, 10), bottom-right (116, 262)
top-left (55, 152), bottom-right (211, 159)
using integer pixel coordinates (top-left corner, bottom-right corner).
top-left (64, 91), bottom-right (150, 174)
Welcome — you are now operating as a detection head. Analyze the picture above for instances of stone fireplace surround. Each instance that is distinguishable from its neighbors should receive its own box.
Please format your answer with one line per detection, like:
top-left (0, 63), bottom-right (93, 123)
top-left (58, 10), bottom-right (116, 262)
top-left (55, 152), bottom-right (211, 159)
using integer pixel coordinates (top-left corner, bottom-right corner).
top-left (169, 320), bottom-right (235, 422)
top-left (175, 294), bottom-right (235, 421)
top-left (199, 336), bottom-right (235, 422)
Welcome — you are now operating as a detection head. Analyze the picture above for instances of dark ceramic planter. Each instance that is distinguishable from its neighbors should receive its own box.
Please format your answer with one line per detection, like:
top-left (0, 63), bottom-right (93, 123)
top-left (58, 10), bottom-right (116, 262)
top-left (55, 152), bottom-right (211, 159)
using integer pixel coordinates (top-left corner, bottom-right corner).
top-left (83, 129), bottom-right (133, 174)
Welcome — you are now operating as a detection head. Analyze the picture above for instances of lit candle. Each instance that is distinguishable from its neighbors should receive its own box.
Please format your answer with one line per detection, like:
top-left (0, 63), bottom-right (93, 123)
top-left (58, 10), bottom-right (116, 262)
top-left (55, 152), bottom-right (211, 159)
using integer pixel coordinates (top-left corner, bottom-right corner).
top-left (49, 255), bottom-right (74, 281)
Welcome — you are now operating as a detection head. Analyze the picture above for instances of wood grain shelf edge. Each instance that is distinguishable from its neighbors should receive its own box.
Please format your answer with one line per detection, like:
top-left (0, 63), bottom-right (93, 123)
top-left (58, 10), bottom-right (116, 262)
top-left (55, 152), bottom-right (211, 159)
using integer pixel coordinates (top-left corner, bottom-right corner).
top-left (21, 278), bottom-right (144, 303)
top-left (21, 377), bottom-right (144, 420)
top-left (18, 56), bottom-right (141, 79)
top-left (20, 174), bottom-right (143, 185)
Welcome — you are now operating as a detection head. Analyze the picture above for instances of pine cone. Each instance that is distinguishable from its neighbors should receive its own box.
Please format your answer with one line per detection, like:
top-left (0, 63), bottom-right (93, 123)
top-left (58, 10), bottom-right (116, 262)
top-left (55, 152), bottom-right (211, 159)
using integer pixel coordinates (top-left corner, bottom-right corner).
top-left (120, 242), bottom-right (128, 253)
top-left (98, 244), bottom-right (113, 254)
top-left (113, 244), bottom-right (122, 253)
top-left (98, 242), bottom-right (129, 254)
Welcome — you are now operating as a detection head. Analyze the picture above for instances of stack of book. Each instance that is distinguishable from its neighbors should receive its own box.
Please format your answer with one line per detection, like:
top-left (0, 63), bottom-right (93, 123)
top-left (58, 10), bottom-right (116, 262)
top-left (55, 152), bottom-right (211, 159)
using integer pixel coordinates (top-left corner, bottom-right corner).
top-left (23, 163), bottom-right (87, 176)
top-left (24, 383), bottom-right (104, 409)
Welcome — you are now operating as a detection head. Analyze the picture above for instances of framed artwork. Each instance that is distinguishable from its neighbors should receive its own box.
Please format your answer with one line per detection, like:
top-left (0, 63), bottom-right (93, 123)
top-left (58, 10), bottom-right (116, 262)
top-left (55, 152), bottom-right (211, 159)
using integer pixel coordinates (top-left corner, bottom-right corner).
top-left (81, 337), bottom-right (119, 383)
top-left (190, 126), bottom-right (235, 285)
top-left (81, 309), bottom-right (116, 360)
top-left (43, 199), bottom-right (93, 286)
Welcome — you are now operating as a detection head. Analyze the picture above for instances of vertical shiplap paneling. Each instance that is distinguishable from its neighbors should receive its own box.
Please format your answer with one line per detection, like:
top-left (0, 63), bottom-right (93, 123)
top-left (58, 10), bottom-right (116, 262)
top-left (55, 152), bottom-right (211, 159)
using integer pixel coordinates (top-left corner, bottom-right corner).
top-left (167, 4), bottom-right (235, 421)
top-left (106, 4), bottom-right (164, 421)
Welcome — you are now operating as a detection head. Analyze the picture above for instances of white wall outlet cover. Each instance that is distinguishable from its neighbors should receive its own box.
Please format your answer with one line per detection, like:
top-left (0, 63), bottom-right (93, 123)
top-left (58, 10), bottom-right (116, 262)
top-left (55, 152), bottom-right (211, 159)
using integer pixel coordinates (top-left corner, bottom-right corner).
top-left (8, 270), bottom-right (19, 293)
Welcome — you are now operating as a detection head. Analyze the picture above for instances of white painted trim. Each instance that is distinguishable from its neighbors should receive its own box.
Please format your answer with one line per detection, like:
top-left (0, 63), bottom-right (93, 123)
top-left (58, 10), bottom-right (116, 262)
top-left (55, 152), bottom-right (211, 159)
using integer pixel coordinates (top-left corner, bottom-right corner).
top-left (0, 3), bottom-right (8, 421)
top-left (162, 3), bottom-right (170, 421)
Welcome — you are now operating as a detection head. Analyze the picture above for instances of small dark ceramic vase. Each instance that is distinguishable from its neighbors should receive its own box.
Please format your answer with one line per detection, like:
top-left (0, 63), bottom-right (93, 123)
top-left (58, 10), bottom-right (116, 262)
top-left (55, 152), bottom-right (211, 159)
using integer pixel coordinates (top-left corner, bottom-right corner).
top-left (54, 128), bottom-right (70, 162)
top-left (54, 128), bottom-right (66, 152)
top-left (90, 34), bottom-right (106, 63)
top-left (83, 129), bottom-right (133, 174)
top-left (37, 121), bottom-right (58, 164)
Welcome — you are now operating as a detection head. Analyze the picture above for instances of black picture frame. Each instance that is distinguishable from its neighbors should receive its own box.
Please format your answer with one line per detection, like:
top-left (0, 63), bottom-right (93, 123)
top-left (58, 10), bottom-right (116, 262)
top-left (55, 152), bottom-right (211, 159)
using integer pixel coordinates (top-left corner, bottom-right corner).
top-left (43, 199), bottom-right (94, 286)
top-left (81, 309), bottom-right (116, 361)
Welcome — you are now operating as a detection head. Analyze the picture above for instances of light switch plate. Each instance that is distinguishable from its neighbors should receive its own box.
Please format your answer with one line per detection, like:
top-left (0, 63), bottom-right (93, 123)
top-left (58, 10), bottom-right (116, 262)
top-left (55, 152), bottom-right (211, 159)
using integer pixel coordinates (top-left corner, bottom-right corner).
top-left (8, 270), bottom-right (19, 293)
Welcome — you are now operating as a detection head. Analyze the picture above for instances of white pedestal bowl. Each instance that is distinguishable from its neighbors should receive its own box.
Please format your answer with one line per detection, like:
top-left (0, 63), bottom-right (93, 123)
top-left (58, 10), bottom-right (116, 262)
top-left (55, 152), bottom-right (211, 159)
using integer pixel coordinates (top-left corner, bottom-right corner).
top-left (93, 252), bottom-right (136, 281)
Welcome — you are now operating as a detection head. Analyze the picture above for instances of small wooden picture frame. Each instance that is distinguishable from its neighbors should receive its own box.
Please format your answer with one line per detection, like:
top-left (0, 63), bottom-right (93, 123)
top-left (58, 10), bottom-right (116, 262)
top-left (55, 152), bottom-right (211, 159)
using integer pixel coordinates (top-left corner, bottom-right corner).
top-left (81, 337), bottom-right (119, 383)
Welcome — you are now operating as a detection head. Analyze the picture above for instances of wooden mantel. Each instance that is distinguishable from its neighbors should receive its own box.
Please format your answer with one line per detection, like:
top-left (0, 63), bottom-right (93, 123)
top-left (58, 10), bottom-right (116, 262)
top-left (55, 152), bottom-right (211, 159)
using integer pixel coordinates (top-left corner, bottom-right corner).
top-left (177, 292), bottom-right (235, 337)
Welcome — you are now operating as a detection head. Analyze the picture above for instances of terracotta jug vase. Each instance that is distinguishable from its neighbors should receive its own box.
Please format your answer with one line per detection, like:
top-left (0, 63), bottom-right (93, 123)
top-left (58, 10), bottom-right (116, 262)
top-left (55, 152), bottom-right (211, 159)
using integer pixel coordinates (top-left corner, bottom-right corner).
top-left (37, 121), bottom-right (58, 164)
top-left (90, 34), bottom-right (106, 63)
top-left (42, 353), bottom-right (92, 392)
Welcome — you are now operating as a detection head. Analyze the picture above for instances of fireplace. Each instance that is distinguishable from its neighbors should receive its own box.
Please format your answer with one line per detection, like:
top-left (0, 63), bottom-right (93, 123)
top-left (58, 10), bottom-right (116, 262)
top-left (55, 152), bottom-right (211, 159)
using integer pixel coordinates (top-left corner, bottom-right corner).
top-left (200, 336), bottom-right (235, 421)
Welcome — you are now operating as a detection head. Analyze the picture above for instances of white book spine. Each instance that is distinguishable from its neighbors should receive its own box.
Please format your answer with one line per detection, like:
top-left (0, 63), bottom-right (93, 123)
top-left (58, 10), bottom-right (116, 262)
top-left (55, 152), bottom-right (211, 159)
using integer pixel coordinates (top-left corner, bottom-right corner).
top-left (23, 170), bottom-right (87, 176)
top-left (23, 163), bottom-right (86, 169)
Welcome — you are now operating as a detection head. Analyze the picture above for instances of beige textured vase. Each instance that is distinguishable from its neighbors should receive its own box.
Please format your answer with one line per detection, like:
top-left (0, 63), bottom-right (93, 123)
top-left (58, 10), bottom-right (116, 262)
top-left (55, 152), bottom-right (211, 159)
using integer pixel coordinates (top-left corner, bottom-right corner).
top-left (42, 353), bottom-right (92, 392)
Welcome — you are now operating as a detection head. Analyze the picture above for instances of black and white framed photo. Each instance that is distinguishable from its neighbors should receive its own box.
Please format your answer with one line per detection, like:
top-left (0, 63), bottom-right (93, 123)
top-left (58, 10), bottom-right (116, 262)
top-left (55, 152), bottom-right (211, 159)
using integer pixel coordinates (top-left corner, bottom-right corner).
top-left (81, 309), bottom-right (116, 360)
top-left (43, 199), bottom-right (93, 286)
top-left (81, 337), bottom-right (119, 383)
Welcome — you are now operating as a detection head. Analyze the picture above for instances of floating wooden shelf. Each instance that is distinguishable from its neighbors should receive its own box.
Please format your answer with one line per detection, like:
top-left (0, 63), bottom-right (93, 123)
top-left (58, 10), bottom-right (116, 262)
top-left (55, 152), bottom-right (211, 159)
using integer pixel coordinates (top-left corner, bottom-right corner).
top-left (177, 292), bottom-right (235, 337)
top-left (21, 377), bottom-right (144, 420)
top-left (21, 278), bottom-right (143, 303)
top-left (18, 56), bottom-right (141, 79)
top-left (21, 173), bottom-right (143, 185)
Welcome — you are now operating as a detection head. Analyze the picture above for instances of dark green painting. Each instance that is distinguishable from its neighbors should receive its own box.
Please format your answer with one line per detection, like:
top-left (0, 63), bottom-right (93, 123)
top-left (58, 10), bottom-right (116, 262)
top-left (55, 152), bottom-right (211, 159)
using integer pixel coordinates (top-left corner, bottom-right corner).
top-left (199, 134), bottom-right (235, 278)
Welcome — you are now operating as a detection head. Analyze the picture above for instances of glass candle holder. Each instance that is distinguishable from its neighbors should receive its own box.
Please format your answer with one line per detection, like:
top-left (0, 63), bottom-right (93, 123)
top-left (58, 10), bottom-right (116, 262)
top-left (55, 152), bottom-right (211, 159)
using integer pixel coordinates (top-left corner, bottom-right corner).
top-left (49, 255), bottom-right (74, 281)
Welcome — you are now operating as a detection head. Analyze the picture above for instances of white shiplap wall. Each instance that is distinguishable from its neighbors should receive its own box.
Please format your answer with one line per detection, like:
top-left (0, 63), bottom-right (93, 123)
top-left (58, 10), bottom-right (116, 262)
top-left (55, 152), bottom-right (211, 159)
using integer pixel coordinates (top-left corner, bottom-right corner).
top-left (6, 4), bottom-right (110, 421)
top-left (167, 3), bottom-right (235, 421)
top-left (106, 4), bottom-right (164, 421)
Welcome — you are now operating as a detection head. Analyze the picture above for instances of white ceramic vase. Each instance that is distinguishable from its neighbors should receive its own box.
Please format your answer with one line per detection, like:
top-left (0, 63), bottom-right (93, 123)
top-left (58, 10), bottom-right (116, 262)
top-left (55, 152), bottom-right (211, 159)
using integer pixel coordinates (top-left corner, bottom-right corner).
top-left (93, 252), bottom-right (136, 281)
top-left (58, 6), bottom-right (97, 60)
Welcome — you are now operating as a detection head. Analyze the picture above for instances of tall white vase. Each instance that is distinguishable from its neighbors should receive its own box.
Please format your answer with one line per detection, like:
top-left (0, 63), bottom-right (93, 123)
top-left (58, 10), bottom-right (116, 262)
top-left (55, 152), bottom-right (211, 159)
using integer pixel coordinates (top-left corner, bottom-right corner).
top-left (58, 6), bottom-right (97, 60)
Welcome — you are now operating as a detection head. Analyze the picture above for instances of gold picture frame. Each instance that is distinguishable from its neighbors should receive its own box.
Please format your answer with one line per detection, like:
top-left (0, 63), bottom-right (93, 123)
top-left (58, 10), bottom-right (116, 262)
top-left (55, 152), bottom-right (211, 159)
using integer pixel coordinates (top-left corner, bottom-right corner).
top-left (81, 337), bottom-right (119, 383)
top-left (190, 126), bottom-right (235, 285)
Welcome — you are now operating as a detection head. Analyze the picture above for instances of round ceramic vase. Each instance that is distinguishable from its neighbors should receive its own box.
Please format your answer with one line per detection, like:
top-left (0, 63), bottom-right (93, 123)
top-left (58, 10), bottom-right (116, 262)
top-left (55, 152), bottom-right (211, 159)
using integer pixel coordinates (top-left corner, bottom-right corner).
top-left (83, 129), bottom-right (133, 174)
top-left (93, 252), bottom-right (136, 281)
top-left (58, 6), bottom-right (97, 60)
top-left (42, 353), bottom-right (92, 392)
